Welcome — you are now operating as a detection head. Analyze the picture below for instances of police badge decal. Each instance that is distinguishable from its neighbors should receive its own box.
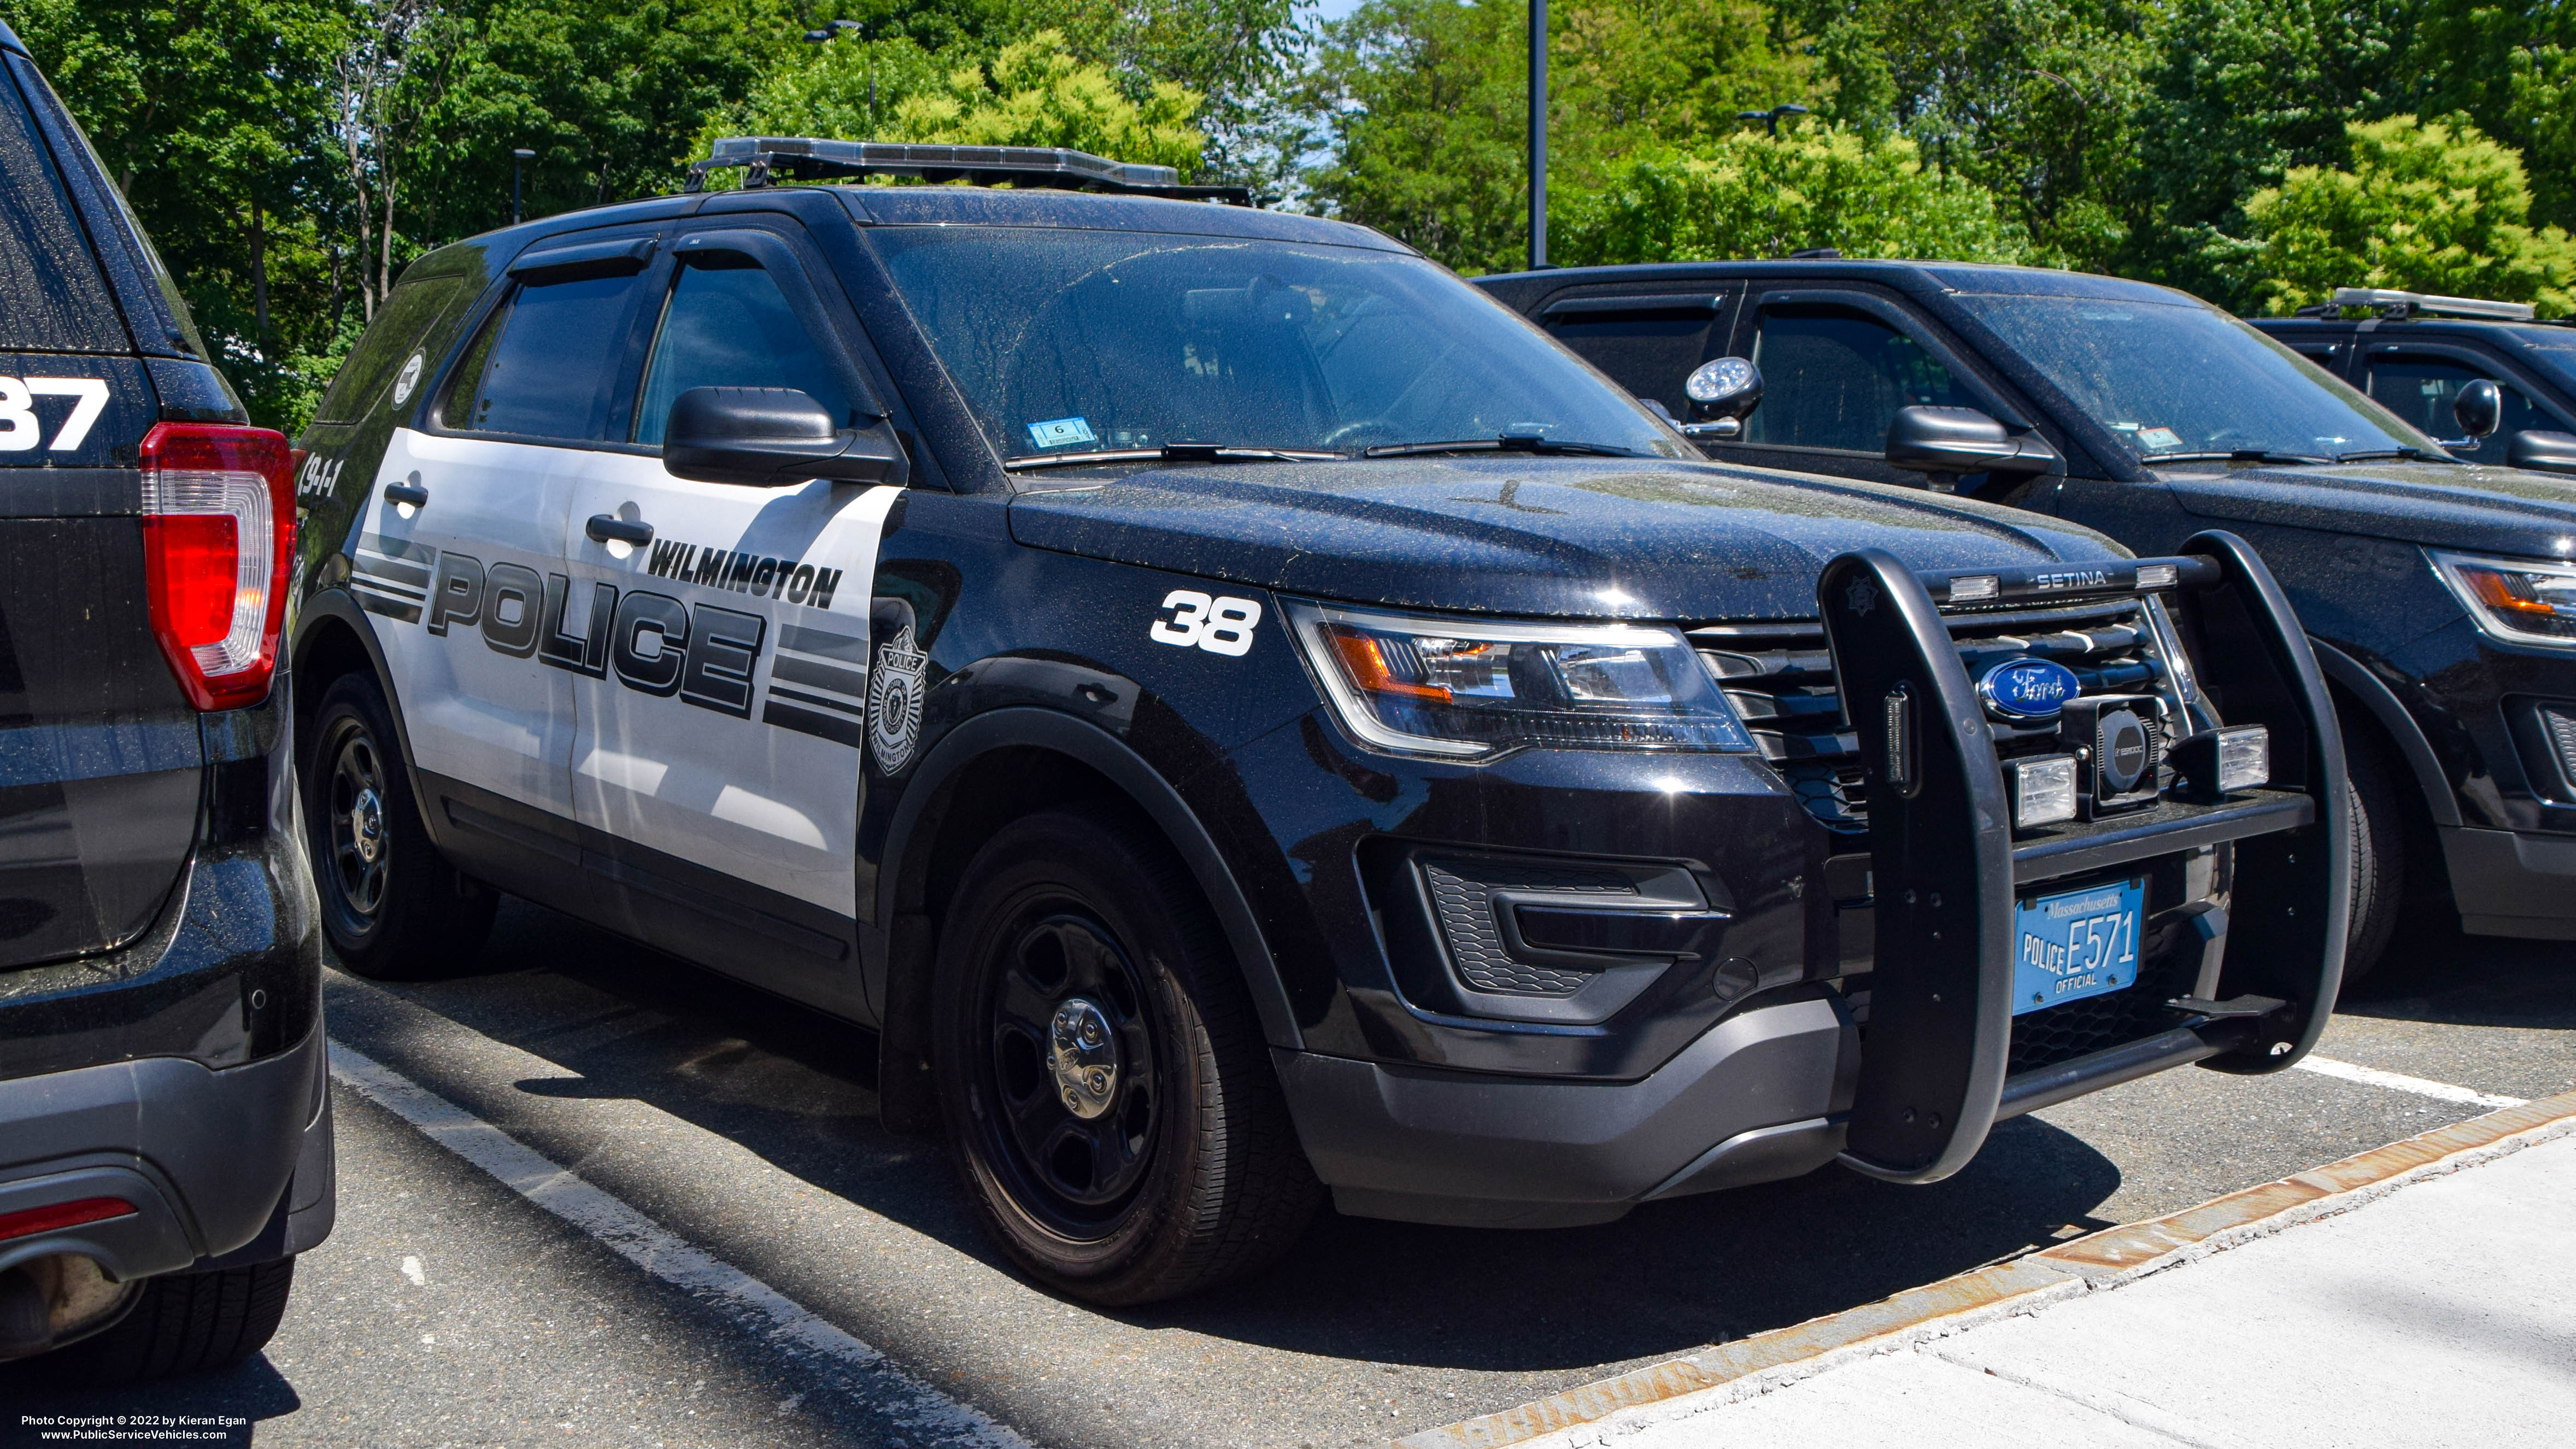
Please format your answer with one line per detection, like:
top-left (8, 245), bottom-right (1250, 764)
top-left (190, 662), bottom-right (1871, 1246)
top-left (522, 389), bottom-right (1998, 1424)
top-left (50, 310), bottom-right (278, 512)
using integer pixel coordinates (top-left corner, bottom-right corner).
top-left (867, 624), bottom-right (929, 773)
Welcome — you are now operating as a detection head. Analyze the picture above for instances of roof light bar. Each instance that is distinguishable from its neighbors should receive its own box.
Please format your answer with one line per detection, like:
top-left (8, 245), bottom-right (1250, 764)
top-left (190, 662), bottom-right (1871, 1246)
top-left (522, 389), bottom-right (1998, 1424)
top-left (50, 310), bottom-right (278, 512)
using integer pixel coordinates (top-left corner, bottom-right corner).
top-left (2331, 287), bottom-right (2537, 322)
top-left (684, 137), bottom-right (1253, 207)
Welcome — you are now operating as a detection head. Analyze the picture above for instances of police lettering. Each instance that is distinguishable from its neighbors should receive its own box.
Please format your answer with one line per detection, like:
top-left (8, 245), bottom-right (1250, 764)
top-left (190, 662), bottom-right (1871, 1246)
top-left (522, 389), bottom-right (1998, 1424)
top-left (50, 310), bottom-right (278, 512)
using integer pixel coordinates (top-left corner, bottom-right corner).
top-left (429, 559), bottom-right (768, 718)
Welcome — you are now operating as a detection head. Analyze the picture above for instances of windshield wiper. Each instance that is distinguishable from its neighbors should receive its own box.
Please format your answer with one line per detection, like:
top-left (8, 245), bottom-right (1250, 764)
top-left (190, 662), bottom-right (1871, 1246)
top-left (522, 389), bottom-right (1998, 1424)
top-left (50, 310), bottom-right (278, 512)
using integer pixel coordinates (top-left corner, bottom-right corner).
top-left (1364, 433), bottom-right (1637, 459)
top-left (1003, 443), bottom-right (1343, 471)
top-left (2146, 448), bottom-right (2337, 466)
top-left (2329, 447), bottom-right (2451, 464)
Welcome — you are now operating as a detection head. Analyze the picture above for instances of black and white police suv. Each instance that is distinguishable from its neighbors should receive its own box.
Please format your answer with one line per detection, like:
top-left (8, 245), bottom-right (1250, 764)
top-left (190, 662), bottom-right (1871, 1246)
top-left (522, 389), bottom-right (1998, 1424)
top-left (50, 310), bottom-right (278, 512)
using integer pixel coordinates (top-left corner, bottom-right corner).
top-left (292, 138), bottom-right (2347, 1304)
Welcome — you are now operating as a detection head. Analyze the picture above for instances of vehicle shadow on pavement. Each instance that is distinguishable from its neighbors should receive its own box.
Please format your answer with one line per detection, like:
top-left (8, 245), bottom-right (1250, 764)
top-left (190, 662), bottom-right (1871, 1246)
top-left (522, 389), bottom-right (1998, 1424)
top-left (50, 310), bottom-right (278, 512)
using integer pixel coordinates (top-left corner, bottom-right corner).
top-left (351, 899), bottom-right (2128, 1376)
top-left (2333, 916), bottom-right (2575, 1029)
top-left (0, 1353), bottom-right (296, 1446)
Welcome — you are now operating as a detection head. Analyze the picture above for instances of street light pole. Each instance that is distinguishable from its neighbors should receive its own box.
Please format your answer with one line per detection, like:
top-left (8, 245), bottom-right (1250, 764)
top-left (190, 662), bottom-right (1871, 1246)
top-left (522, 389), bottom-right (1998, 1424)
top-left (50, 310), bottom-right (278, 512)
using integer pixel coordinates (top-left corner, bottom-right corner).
top-left (1528, 0), bottom-right (1546, 271)
top-left (512, 148), bottom-right (535, 225)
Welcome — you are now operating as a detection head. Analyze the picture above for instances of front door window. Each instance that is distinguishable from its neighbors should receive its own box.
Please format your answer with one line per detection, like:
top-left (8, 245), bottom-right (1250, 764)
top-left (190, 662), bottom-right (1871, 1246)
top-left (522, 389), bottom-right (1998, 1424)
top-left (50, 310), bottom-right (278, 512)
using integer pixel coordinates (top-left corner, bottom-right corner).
top-left (1742, 306), bottom-right (1972, 452)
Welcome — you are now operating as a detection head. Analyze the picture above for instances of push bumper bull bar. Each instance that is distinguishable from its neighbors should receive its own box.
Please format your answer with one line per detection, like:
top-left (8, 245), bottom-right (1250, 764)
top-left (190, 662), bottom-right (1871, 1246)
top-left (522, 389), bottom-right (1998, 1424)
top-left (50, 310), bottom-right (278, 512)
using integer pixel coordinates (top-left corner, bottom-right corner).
top-left (1819, 530), bottom-right (2348, 1184)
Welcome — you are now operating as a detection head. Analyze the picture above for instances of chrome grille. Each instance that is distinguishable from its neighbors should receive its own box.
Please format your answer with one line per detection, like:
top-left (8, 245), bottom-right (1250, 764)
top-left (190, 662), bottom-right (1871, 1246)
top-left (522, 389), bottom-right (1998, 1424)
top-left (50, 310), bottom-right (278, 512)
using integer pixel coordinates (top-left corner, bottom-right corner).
top-left (1693, 596), bottom-right (2180, 834)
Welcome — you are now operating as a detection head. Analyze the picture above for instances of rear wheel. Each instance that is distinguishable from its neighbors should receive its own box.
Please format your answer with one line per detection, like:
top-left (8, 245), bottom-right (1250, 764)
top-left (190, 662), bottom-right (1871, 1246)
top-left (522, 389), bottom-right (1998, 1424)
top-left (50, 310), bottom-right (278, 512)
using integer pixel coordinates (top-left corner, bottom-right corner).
top-left (302, 673), bottom-right (495, 979)
top-left (50, 1259), bottom-right (295, 1386)
top-left (932, 808), bottom-right (1319, 1305)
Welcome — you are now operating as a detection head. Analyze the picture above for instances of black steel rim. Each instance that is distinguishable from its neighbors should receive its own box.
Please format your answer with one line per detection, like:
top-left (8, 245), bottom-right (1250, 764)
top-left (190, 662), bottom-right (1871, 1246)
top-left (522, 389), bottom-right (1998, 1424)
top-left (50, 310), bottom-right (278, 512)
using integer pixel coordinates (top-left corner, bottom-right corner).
top-left (322, 719), bottom-right (390, 929)
top-left (972, 906), bottom-right (1163, 1237)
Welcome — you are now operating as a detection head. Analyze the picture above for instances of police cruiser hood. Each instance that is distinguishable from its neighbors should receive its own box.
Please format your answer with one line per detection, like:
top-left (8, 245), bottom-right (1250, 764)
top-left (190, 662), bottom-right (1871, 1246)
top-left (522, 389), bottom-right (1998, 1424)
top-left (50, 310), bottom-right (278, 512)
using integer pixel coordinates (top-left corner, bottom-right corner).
top-left (2158, 457), bottom-right (2576, 556)
top-left (1007, 454), bottom-right (2125, 619)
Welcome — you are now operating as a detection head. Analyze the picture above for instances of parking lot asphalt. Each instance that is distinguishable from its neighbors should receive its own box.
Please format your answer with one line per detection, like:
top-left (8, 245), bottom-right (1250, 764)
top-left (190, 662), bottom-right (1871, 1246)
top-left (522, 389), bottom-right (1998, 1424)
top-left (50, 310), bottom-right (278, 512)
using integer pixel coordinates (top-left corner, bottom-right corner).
top-left (5, 901), bottom-right (2568, 1449)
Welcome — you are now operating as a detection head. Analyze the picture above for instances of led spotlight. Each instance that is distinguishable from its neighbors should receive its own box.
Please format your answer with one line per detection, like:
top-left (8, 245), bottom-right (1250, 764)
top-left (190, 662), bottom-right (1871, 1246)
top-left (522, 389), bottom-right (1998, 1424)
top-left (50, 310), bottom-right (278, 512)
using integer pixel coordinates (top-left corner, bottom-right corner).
top-left (2006, 754), bottom-right (2080, 829)
top-left (2171, 725), bottom-right (2270, 801)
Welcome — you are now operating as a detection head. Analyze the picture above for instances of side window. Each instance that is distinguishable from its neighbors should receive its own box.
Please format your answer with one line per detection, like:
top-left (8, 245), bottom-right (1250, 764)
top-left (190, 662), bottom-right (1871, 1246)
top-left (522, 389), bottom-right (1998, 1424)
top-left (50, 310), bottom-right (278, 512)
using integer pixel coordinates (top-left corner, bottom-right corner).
top-left (312, 273), bottom-right (462, 424)
top-left (1541, 300), bottom-right (1722, 414)
top-left (0, 67), bottom-right (122, 353)
top-left (632, 254), bottom-right (850, 446)
top-left (440, 269), bottom-right (646, 441)
top-left (1742, 306), bottom-right (1970, 452)
top-left (2363, 353), bottom-right (2554, 464)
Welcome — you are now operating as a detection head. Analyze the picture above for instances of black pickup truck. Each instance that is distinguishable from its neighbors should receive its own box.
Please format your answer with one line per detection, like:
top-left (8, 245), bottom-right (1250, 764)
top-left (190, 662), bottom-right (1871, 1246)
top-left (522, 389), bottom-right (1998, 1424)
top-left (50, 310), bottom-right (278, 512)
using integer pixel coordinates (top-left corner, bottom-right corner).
top-left (288, 142), bottom-right (2345, 1304)
top-left (0, 20), bottom-right (327, 1381)
top-left (1482, 259), bottom-right (2576, 977)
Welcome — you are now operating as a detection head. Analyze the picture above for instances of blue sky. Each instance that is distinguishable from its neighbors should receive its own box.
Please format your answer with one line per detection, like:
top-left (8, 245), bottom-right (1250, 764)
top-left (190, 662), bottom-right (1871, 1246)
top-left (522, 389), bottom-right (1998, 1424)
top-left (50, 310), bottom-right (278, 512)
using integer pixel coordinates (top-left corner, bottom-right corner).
top-left (1312, 0), bottom-right (1368, 20)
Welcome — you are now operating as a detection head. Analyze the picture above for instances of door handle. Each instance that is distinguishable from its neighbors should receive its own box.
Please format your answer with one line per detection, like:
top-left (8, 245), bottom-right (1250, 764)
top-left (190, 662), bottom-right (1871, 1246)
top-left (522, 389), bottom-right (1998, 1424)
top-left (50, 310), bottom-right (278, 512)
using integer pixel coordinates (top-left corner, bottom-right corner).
top-left (384, 482), bottom-right (429, 507)
top-left (586, 514), bottom-right (655, 546)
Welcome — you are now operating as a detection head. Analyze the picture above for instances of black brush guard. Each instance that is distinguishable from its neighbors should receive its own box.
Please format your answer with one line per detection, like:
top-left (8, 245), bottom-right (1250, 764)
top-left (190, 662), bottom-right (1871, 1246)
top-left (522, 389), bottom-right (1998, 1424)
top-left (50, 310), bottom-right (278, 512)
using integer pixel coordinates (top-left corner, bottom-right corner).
top-left (1818, 530), bottom-right (2348, 1184)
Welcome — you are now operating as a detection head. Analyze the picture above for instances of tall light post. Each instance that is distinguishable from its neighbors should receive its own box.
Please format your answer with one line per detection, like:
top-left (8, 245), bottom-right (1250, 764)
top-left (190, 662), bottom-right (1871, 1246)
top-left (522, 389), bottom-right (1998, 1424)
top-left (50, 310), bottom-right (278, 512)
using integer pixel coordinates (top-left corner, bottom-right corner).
top-left (1528, 0), bottom-right (1546, 270)
top-left (512, 148), bottom-right (535, 224)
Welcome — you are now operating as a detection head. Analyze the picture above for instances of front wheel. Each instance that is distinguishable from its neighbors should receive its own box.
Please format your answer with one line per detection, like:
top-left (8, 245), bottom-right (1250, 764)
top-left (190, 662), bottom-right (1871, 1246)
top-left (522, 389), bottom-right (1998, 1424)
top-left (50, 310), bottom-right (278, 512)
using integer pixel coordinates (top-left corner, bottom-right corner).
top-left (932, 809), bottom-right (1319, 1305)
top-left (301, 673), bottom-right (495, 979)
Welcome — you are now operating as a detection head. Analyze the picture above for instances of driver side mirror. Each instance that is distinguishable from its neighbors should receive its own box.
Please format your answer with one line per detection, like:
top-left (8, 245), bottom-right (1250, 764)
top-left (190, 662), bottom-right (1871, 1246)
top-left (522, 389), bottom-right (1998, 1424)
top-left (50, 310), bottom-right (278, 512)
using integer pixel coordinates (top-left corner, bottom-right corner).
top-left (1886, 406), bottom-right (2061, 490)
top-left (1681, 356), bottom-right (1762, 441)
top-left (663, 386), bottom-right (908, 489)
top-left (2507, 429), bottom-right (2576, 476)
top-left (2454, 379), bottom-right (2503, 442)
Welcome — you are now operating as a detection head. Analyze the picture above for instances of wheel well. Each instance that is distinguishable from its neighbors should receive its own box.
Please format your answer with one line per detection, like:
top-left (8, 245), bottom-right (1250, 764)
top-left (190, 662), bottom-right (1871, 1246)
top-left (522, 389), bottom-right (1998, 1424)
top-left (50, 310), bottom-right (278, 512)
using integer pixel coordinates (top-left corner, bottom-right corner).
top-left (291, 617), bottom-right (377, 764)
top-left (2327, 680), bottom-right (2451, 906)
top-left (877, 742), bottom-right (1207, 1137)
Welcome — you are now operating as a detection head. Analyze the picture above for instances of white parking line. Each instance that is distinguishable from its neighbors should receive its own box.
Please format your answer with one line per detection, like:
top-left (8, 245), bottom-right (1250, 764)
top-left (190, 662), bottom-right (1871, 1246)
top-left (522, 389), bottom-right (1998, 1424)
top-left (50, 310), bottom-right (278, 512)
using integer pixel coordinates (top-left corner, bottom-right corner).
top-left (326, 1039), bottom-right (1029, 1449)
top-left (2292, 1054), bottom-right (2528, 1110)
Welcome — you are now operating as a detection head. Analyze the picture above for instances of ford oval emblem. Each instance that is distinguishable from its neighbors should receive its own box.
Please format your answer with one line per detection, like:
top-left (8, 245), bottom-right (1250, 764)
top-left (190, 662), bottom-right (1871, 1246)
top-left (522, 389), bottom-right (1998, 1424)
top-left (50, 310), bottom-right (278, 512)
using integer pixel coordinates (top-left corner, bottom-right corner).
top-left (1979, 657), bottom-right (2080, 721)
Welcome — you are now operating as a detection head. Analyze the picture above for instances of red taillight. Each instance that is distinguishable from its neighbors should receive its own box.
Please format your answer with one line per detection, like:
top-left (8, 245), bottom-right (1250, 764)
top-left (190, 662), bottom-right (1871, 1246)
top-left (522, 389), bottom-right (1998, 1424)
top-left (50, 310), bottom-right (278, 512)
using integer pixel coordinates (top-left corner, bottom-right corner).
top-left (0, 1196), bottom-right (136, 1243)
top-left (139, 422), bottom-right (295, 712)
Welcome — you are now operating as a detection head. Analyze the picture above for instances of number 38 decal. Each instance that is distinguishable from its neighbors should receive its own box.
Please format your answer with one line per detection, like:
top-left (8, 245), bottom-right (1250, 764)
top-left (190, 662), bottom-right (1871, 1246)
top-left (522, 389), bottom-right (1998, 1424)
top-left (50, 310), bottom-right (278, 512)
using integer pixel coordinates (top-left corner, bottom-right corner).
top-left (1150, 590), bottom-right (1262, 657)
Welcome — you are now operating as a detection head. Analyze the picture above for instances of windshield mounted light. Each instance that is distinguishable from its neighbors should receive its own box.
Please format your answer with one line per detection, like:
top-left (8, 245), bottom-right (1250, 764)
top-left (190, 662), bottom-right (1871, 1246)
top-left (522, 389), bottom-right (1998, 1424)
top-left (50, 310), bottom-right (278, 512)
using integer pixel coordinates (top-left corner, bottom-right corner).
top-left (2430, 550), bottom-right (2576, 648)
top-left (2006, 754), bottom-right (2080, 829)
top-left (1284, 601), bottom-right (1755, 759)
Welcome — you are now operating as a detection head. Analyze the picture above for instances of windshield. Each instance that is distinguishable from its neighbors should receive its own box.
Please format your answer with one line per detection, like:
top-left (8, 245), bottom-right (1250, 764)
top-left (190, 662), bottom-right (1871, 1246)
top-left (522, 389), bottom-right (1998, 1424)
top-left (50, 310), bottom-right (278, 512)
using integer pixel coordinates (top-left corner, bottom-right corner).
top-left (1950, 295), bottom-right (2446, 464)
top-left (866, 228), bottom-right (1686, 465)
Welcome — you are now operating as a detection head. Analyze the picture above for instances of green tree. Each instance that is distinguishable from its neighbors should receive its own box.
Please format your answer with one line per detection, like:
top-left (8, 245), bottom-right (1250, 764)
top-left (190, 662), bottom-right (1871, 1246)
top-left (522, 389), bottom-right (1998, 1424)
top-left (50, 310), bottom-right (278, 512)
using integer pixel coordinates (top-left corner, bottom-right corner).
top-left (710, 30), bottom-right (1207, 173)
top-left (2405, 1), bottom-right (2576, 232)
top-left (1302, 0), bottom-right (1818, 273)
top-left (1773, 0), bottom-right (2152, 269)
top-left (1551, 128), bottom-right (2034, 266)
top-left (2237, 113), bottom-right (2576, 316)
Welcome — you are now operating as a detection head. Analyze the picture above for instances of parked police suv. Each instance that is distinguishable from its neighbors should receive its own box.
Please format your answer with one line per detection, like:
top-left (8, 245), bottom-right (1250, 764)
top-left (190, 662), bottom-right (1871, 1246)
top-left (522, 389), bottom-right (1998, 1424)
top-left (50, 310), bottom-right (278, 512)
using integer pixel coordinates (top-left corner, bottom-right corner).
top-left (293, 138), bottom-right (2344, 1304)
top-left (1481, 259), bottom-right (2576, 979)
top-left (0, 21), bottom-right (328, 1380)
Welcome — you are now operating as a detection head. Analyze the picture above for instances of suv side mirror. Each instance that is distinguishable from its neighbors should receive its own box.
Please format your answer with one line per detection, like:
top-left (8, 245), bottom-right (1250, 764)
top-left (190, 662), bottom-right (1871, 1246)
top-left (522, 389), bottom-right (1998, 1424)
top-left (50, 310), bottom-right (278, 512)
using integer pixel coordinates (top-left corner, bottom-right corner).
top-left (663, 386), bottom-right (908, 489)
top-left (2507, 429), bottom-right (2576, 476)
top-left (2454, 379), bottom-right (2503, 441)
top-left (1681, 356), bottom-right (1761, 441)
top-left (1886, 405), bottom-right (2060, 488)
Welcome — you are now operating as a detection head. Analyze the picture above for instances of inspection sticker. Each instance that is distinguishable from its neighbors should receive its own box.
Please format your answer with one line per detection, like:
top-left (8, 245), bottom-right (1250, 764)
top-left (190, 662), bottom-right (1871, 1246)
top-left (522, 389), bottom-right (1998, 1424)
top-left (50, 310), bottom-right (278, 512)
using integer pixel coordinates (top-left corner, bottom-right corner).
top-left (1027, 416), bottom-right (1098, 449)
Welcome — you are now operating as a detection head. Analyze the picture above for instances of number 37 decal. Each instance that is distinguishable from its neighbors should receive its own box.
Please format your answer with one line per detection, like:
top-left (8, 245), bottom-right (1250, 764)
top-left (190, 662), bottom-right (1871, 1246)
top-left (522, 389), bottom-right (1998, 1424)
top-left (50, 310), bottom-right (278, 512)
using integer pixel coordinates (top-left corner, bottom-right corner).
top-left (0, 377), bottom-right (109, 452)
top-left (1150, 590), bottom-right (1262, 657)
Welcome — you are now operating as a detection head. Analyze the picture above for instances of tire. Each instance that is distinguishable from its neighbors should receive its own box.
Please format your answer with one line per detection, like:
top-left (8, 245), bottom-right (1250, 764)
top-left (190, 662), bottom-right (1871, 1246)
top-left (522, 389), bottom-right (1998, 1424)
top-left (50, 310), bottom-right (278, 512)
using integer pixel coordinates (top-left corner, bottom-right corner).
top-left (302, 672), bottom-right (496, 979)
top-left (50, 1259), bottom-right (295, 1386)
top-left (2342, 726), bottom-right (2407, 985)
top-left (932, 808), bottom-right (1321, 1305)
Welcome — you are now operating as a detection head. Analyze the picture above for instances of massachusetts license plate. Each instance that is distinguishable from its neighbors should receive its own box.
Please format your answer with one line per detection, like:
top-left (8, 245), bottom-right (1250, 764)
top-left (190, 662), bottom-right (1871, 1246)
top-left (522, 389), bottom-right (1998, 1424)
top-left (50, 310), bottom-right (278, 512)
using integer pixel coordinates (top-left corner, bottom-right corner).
top-left (2013, 878), bottom-right (2145, 1016)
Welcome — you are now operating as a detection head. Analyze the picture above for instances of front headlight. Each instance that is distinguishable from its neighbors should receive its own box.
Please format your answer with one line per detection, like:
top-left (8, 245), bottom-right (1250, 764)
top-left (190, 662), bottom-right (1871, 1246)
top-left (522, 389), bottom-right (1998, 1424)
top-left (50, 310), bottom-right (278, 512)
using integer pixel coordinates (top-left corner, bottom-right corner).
top-left (1284, 600), bottom-right (1754, 758)
top-left (2430, 550), bottom-right (2576, 647)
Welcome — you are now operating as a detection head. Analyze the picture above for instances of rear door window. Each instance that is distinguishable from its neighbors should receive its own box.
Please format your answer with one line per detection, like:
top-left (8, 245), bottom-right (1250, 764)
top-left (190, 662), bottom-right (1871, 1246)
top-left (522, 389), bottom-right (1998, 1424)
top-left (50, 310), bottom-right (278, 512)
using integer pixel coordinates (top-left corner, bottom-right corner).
top-left (0, 66), bottom-right (124, 354)
top-left (1743, 306), bottom-right (1973, 452)
top-left (2362, 351), bottom-right (2562, 465)
top-left (441, 269), bottom-right (648, 442)
top-left (1538, 292), bottom-right (1729, 415)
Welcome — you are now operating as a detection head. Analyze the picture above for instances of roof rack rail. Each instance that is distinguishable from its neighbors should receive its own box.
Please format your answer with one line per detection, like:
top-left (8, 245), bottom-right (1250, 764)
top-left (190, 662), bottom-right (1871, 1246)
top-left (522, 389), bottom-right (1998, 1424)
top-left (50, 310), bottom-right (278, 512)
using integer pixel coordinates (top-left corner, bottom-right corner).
top-left (682, 137), bottom-right (1254, 207)
top-left (2328, 286), bottom-right (2537, 322)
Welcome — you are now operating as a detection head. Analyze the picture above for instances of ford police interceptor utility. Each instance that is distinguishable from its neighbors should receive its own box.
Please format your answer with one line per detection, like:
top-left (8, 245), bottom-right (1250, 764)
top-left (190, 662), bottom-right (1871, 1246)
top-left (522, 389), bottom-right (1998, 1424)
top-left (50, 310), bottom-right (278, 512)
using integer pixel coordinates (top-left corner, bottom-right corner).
top-left (289, 139), bottom-right (2348, 1305)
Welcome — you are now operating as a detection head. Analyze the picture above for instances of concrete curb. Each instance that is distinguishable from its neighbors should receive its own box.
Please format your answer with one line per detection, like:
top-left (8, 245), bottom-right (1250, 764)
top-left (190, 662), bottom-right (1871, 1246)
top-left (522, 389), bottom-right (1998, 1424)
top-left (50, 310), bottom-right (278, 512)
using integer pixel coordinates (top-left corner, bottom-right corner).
top-left (1394, 1087), bottom-right (2576, 1449)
